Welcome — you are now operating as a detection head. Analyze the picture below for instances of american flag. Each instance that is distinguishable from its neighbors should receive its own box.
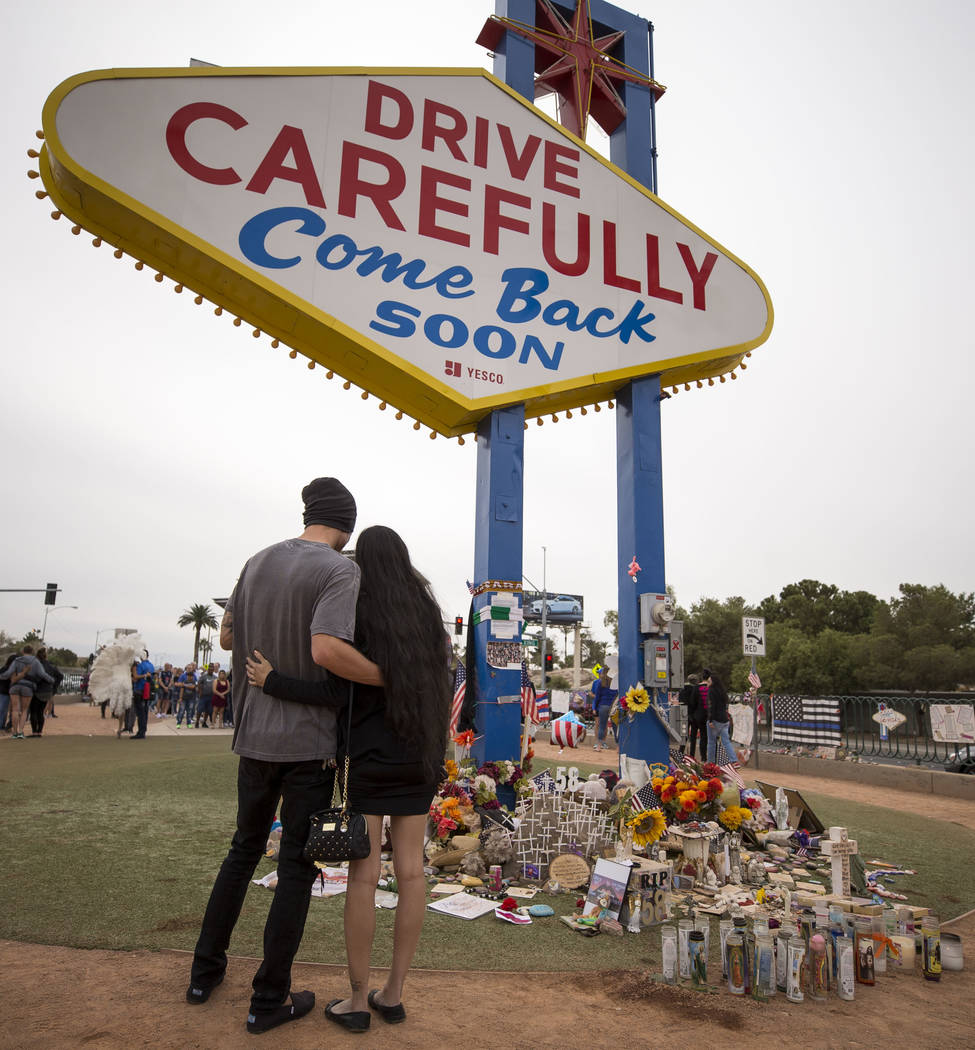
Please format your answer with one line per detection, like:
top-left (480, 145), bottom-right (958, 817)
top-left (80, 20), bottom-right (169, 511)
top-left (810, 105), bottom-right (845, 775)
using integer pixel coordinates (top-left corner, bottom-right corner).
top-left (530, 768), bottom-right (557, 793)
top-left (520, 661), bottom-right (538, 724)
top-left (535, 689), bottom-right (550, 722)
top-left (771, 695), bottom-right (841, 747)
top-left (466, 579), bottom-right (475, 594)
top-left (748, 671), bottom-right (761, 691)
top-left (449, 664), bottom-right (466, 735)
top-left (629, 781), bottom-right (662, 813)
top-left (720, 762), bottom-right (745, 789)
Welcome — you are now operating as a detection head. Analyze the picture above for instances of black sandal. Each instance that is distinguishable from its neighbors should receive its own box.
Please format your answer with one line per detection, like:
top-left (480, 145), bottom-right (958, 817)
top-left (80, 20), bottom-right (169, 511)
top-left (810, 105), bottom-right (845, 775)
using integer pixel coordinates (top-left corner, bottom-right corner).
top-left (324, 999), bottom-right (370, 1032)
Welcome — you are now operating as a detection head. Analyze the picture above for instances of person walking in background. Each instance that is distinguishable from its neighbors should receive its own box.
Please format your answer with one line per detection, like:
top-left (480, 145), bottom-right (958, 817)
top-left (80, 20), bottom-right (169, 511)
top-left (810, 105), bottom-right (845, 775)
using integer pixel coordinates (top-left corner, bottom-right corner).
top-left (212, 669), bottom-right (230, 728)
top-left (187, 476), bottom-right (381, 1037)
top-left (196, 665), bottom-right (215, 728)
top-left (703, 669), bottom-right (738, 765)
top-left (175, 664), bottom-right (198, 727)
top-left (680, 673), bottom-right (705, 760)
top-left (0, 645), bottom-right (54, 740)
top-left (245, 524), bottom-right (451, 1034)
top-left (28, 647), bottom-right (63, 737)
top-left (0, 653), bottom-right (32, 735)
top-left (589, 666), bottom-right (617, 752)
top-left (130, 650), bottom-right (155, 740)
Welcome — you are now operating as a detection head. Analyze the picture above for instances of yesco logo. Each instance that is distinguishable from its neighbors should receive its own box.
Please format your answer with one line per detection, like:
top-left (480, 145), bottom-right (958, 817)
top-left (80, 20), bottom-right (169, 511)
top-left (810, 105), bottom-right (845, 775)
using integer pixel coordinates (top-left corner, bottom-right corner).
top-left (41, 68), bottom-right (771, 433)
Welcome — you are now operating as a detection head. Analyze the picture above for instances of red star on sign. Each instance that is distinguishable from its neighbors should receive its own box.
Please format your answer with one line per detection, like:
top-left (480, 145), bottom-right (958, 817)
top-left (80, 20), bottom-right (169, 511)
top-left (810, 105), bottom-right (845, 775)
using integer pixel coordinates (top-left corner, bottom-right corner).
top-left (477, 0), bottom-right (665, 139)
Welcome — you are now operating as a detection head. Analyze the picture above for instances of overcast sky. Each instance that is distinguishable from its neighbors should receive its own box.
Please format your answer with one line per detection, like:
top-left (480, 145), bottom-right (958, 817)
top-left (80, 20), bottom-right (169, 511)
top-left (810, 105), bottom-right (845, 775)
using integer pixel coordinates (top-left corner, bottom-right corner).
top-left (1, 0), bottom-right (972, 667)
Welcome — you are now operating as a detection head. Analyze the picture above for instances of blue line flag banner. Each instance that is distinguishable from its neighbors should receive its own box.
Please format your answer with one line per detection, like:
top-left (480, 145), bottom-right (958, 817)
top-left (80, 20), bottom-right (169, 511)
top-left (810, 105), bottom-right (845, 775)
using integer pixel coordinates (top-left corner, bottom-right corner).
top-left (771, 695), bottom-right (841, 747)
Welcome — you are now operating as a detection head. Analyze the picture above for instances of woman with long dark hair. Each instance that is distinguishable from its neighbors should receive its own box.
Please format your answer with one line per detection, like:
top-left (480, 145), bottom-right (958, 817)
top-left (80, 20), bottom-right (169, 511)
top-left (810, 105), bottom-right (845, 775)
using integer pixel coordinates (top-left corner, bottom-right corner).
top-left (245, 524), bottom-right (451, 1032)
top-left (702, 668), bottom-right (738, 765)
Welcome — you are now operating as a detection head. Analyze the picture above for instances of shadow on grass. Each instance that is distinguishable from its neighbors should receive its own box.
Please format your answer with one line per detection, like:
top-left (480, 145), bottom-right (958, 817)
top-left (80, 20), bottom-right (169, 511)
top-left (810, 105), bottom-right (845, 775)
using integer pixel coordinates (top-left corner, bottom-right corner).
top-left (2, 738), bottom-right (972, 972)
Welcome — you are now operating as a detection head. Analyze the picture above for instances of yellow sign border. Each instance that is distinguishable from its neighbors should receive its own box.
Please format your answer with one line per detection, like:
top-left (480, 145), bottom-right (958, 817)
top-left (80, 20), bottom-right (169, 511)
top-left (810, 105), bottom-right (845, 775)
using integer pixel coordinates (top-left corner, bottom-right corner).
top-left (40, 65), bottom-right (773, 436)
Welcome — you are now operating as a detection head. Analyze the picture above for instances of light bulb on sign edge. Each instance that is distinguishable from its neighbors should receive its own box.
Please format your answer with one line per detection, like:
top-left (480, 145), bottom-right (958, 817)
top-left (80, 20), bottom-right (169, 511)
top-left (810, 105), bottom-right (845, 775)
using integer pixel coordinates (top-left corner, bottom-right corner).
top-left (580, 406), bottom-right (587, 415)
top-left (92, 237), bottom-right (101, 247)
top-left (708, 378), bottom-right (714, 386)
top-left (551, 414), bottom-right (557, 422)
top-left (325, 370), bottom-right (333, 379)
top-left (71, 225), bottom-right (81, 235)
top-left (594, 403), bottom-right (601, 412)
top-left (719, 375), bottom-right (726, 383)
top-left (429, 430), bottom-right (436, 439)
top-left (252, 329), bottom-right (261, 338)
top-left (566, 410), bottom-right (572, 418)
top-left (27, 170), bottom-right (39, 179)
top-left (458, 436), bottom-right (466, 445)
top-left (342, 380), bottom-right (351, 390)
top-left (395, 411), bottom-right (403, 420)
top-left (413, 421), bottom-right (421, 431)
top-left (740, 362), bottom-right (747, 370)
top-left (154, 272), bottom-right (164, 282)
top-left (271, 338), bottom-right (279, 348)
top-left (35, 190), bottom-right (47, 200)
top-left (28, 149), bottom-right (39, 158)
top-left (607, 400), bottom-right (614, 409)
top-left (194, 294), bottom-right (203, 304)
top-left (360, 391), bottom-right (368, 400)
top-left (535, 417), bottom-right (543, 426)
top-left (288, 349), bottom-right (297, 359)
top-left (50, 211), bottom-right (61, 220)
top-left (379, 401), bottom-right (386, 410)
top-left (730, 372), bottom-right (737, 380)
top-left (307, 361), bottom-right (315, 369)
top-left (232, 316), bottom-right (241, 326)
top-left (35, 130), bottom-right (44, 140)
top-left (696, 380), bottom-right (702, 388)
top-left (114, 249), bottom-right (124, 259)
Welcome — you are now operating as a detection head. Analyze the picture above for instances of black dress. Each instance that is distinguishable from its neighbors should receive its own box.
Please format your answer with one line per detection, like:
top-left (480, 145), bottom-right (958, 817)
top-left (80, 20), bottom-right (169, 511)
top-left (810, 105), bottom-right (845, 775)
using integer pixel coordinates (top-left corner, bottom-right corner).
top-left (262, 670), bottom-right (437, 816)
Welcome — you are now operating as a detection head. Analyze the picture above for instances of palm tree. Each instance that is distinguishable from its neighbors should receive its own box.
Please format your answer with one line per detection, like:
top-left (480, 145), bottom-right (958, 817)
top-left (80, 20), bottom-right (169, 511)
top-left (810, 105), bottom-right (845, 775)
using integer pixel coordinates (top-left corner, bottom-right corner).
top-left (177, 603), bottom-right (219, 665)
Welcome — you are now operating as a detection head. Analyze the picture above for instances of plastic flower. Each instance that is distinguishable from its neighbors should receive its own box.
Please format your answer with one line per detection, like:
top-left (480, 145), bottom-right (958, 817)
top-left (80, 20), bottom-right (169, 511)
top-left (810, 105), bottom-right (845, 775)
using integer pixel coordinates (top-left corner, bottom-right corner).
top-left (625, 808), bottom-right (667, 847)
top-left (453, 730), bottom-right (475, 748)
top-left (444, 759), bottom-right (459, 782)
top-left (624, 683), bottom-right (651, 713)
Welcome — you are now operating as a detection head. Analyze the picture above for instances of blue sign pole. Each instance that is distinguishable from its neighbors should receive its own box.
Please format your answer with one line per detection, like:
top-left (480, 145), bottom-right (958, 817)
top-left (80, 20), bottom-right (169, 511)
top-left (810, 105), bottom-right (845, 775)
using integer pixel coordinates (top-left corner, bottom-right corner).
top-left (468, 0), bottom-right (537, 768)
top-left (483, 0), bottom-right (669, 767)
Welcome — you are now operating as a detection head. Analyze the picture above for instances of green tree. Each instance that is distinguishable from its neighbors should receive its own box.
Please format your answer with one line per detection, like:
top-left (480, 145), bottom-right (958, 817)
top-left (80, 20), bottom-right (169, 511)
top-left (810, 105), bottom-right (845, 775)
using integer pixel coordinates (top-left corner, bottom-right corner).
top-left (177, 603), bottom-right (219, 665)
top-left (603, 609), bottom-right (618, 647)
top-left (677, 595), bottom-right (757, 685)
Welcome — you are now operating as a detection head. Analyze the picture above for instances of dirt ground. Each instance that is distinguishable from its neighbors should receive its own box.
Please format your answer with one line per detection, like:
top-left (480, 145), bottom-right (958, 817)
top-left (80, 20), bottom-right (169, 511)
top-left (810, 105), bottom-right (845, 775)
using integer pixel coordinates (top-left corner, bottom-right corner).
top-left (3, 700), bottom-right (973, 1049)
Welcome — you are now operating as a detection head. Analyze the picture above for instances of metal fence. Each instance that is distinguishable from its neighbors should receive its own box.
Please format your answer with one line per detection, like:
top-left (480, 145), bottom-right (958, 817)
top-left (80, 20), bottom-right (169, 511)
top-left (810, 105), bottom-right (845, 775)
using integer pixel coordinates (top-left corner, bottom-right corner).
top-left (747, 693), bottom-right (975, 766)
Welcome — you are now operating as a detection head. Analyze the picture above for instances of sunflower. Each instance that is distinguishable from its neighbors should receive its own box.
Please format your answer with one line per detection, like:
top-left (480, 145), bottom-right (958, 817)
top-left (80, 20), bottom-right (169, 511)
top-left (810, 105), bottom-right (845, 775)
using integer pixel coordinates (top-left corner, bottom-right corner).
top-left (625, 807), bottom-right (667, 847)
top-left (625, 683), bottom-right (651, 713)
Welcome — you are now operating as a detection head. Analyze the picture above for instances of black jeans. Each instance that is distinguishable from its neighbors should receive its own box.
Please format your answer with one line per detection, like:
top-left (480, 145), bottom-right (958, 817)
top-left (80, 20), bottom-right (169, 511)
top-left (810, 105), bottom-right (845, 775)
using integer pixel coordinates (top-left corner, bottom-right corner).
top-left (29, 695), bottom-right (49, 734)
top-left (688, 721), bottom-right (706, 761)
top-left (133, 697), bottom-right (149, 737)
top-left (191, 757), bottom-right (335, 1015)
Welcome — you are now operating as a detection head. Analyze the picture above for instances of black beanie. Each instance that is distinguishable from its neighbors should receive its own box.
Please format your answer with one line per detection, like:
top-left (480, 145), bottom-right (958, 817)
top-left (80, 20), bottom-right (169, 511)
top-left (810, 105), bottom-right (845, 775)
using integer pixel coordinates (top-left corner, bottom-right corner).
top-left (302, 477), bottom-right (356, 532)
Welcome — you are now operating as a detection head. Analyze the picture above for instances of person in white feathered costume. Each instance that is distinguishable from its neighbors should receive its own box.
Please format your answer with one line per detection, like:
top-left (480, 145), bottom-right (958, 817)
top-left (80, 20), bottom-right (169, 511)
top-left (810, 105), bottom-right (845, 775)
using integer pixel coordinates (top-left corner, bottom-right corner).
top-left (88, 633), bottom-right (146, 738)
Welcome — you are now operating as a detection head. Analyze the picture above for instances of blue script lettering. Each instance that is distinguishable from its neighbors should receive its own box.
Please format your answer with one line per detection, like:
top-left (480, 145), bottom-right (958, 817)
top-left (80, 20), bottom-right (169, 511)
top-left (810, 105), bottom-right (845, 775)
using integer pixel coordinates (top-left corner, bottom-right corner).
top-left (371, 301), bottom-right (564, 370)
top-left (239, 207), bottom-right (475, 298)
top-left (496, 267), bottom-right (656, 344)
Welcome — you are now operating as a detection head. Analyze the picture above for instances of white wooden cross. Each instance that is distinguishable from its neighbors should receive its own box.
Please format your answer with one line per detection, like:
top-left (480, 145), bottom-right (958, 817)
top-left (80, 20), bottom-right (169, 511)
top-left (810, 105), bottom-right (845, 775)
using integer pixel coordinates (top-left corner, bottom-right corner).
top-left (821, 826), bottom-right (858, 897)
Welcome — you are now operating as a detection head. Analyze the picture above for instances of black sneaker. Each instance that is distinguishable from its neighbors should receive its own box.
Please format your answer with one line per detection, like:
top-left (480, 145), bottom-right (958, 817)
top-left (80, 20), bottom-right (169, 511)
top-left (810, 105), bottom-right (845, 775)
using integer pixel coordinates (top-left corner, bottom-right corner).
top-left (246, 990), bottom-right (315, 1035)
top-left (186, 974), bottom-right (223, 1005)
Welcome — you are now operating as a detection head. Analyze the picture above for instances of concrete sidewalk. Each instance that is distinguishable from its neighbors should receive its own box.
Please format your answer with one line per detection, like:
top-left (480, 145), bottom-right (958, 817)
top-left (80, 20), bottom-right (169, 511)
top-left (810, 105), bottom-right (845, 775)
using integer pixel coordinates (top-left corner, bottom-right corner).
top-left (143, 716), bottom-right (234, 737)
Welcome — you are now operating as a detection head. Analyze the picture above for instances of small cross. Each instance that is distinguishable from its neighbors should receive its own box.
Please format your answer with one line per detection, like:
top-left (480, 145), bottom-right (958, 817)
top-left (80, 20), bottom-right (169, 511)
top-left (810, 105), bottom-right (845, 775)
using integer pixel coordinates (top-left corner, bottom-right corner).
top-left (821, 827), bottom-right (859, 897)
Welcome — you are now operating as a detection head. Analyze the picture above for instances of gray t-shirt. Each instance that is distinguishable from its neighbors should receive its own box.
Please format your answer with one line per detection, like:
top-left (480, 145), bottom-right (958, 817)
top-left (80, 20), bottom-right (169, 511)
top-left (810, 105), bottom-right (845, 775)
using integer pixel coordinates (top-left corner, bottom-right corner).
top-left (227, 537), bottom-right (360, 762)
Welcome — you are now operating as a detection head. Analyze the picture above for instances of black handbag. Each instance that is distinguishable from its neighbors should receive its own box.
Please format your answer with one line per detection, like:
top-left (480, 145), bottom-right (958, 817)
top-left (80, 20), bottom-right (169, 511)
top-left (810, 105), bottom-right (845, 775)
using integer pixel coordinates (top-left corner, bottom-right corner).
top-left (303, 683), bottom-right (371, 864)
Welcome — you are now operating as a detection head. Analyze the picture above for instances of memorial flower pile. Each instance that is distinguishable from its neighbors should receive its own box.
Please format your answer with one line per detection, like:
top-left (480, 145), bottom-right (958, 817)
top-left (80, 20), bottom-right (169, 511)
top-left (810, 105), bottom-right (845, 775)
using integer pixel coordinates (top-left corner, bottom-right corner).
top-left (649, 756), bottom-right (751, 829)
top-left (428, 781), bottom-right (478, 841)
top-left (625, 807), bottom-right (667, 848)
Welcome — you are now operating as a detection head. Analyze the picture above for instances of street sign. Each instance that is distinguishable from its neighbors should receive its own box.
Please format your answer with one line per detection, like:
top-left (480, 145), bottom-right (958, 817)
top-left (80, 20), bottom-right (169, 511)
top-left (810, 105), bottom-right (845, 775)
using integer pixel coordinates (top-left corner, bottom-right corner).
top-left (742, 616), bottom-right (766, 657)
top-left (873, 707), bottom-right (907, 730)
top-left (38, 67), bottom-right (772, 436)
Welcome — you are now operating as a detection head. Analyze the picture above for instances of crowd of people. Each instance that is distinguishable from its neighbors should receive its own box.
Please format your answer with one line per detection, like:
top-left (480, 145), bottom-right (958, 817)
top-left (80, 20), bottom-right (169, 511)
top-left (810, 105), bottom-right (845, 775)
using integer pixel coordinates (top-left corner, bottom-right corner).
top-left (0, 645), bottom-right (64, 738)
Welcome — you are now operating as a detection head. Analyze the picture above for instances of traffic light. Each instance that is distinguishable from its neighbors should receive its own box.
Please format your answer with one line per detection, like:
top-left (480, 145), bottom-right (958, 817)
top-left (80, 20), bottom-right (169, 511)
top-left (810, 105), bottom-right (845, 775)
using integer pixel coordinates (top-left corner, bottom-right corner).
top-left (454, 615), bottom-right (464, 635)
top-left (544, 653), bottom-right (553, 673)
top-left (44, 582), bottom-right (58, 606)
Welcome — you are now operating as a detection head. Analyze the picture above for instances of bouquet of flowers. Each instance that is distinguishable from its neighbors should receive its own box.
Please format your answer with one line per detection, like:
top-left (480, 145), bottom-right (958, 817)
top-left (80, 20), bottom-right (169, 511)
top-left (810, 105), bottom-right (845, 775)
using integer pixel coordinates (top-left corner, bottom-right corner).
top-left (428, 781), bottom-right (478, 842)
top-left (650, 756), bottom-right (750, 829)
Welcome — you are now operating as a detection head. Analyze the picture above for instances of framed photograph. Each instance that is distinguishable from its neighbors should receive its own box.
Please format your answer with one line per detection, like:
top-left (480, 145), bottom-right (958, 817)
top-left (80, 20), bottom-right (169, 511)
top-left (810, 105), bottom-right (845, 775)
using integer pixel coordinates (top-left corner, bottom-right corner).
top-left (582, 858), bottom-right (633, 921)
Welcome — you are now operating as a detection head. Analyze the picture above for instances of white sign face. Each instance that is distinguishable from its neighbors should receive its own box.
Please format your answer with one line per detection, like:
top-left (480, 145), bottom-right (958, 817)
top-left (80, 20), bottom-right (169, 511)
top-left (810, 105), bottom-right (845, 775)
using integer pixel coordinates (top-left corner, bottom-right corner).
top-left (872, 708), bottom-right (907, 730)
top-left (42, 68), bottom-right (773, 434)
top-left (742, 616), bottom-right (766, 656)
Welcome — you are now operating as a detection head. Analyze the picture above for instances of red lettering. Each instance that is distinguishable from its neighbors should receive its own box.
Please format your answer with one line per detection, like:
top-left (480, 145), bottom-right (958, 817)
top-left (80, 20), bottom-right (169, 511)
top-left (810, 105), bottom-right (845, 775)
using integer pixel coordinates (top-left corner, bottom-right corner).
top-left (418, 166), bottom-right (470, 247)
top-left (677, 243), bottom-right (719, 311)
top-left (542, 203), bottom-right (590, 276)
top-left (646, 234), bottom-right (683, 305)
top-left (363, 80), bottom-right (413, 140)
top-left (337, 143), bottom-right (406, 231)
top-left (166, 102), bottom-right (246, 185)
top-left (473, 116), bottom-right (489, 168)
top-left (483, 186), bottom-right (532, 254)
top-left (421, 100), bottom-right (468, 162)
top-left (245, 125), bottom-right (326, 209)
top-left (543, 141), bottom-right (580, 198)
top-left (497, 125), bottom-right (541, 181)
top-left (602, 221), bottom-right (640, 292)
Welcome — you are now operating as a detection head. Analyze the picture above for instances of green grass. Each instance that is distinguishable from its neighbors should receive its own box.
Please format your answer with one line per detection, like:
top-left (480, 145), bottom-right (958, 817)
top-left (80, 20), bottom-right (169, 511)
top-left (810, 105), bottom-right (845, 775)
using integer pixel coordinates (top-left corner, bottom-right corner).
top-left (1, 737), bottom-right (971, 972)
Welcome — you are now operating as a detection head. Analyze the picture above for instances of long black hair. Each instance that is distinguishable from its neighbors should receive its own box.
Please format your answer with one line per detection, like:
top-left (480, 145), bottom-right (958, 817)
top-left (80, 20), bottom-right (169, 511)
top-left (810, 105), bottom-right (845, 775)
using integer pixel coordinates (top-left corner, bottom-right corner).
top-left (352, 525), bottom-right (451, 780)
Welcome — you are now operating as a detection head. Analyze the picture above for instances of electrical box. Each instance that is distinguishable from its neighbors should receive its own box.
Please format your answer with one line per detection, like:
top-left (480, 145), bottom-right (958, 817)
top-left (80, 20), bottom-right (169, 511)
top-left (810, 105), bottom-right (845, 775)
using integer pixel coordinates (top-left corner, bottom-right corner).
top-left (668, 621), bottom-right (684, 690)
top-left (643, 637), bottom-right (670, 688)
top-left (640, 592), bottom-right (675, 633)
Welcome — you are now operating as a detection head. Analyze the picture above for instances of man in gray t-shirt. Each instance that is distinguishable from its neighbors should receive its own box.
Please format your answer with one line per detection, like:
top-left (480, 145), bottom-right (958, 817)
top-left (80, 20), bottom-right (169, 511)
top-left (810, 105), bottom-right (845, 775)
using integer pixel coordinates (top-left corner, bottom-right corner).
top-left (188, 477), bottom-right (382, 1036)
